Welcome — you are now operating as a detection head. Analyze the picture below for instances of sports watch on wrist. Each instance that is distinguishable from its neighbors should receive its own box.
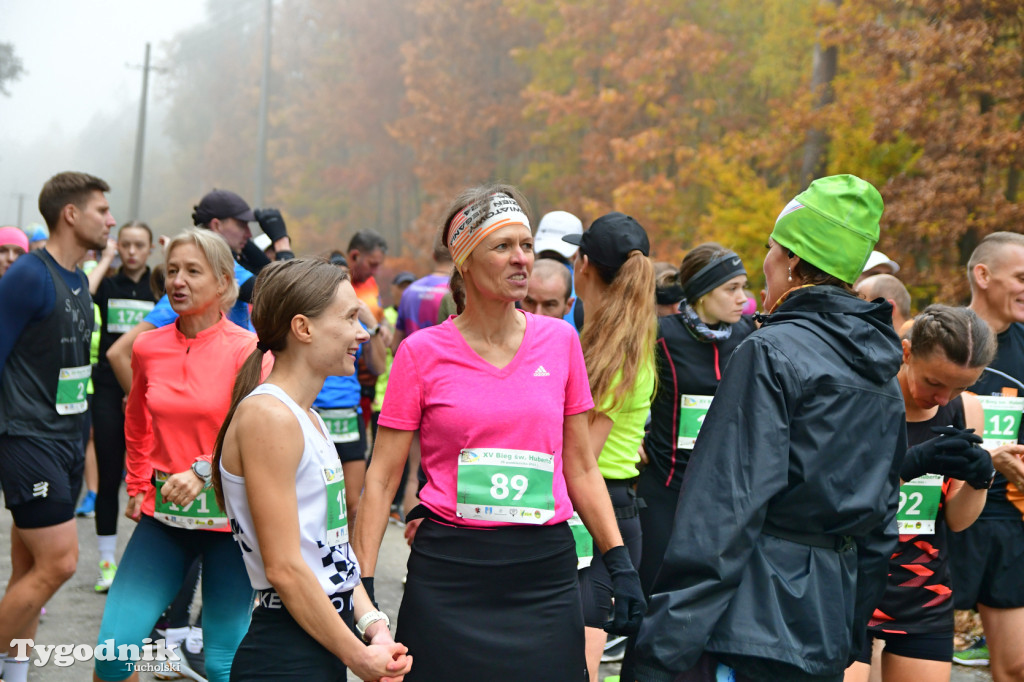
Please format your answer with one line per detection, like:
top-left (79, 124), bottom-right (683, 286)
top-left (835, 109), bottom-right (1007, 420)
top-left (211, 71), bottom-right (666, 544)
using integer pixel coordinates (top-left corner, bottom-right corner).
top-left (191, 460), bottom-right (213, 487)
top-left (356, 610), bottom-right (391, 642)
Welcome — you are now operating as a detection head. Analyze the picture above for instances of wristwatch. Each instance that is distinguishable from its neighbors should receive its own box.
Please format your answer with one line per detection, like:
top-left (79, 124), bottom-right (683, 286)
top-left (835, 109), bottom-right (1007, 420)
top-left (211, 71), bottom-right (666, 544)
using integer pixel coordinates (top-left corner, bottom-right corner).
top-left (191, 460), bottom-right (213, 487)
top-left (367, 325), bottom-right (380, 337)
top-left (355, 610), bottom-right (391, 642)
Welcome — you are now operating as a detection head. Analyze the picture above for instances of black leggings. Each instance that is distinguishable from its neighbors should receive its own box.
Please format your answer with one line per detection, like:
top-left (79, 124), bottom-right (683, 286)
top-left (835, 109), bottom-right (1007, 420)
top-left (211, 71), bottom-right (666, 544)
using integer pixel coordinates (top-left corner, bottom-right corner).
top-left (92, 381), bottom-right (127, 537)
top-left (578, 480), bottom-right (642, 628)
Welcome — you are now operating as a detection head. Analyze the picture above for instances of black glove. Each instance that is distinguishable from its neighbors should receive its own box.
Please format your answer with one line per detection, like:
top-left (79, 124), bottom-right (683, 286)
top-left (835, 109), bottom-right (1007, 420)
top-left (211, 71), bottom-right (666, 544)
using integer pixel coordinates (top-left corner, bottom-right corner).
top-left (602, 545), bottom-right (645, 636)
top-left (362, 576), bottom-right (377, 608)
top-left (254, 208), bottom-right (288, 243)
top-left (901, 426), bottom-right (992, 485)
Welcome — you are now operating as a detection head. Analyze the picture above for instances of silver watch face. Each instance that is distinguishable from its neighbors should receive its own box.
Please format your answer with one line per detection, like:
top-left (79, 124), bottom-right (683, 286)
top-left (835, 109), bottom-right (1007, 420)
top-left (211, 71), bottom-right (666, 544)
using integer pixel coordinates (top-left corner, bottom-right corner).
top-left (193, 461), bottom-right (212, 478)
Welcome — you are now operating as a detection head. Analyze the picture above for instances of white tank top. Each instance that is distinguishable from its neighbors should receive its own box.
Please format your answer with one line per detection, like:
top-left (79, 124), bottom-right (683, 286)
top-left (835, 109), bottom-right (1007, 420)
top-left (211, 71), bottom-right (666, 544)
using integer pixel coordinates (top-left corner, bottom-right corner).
top-left (220, 383), bottom-right (360, 596)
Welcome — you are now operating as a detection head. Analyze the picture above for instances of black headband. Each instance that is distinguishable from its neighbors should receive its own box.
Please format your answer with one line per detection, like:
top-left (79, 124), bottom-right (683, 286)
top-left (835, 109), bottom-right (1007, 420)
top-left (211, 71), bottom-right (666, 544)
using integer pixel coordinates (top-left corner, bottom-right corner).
top-left (656, 283), bottom-right (685, 305)
top-left (682, 252), bottom-right (746, 303)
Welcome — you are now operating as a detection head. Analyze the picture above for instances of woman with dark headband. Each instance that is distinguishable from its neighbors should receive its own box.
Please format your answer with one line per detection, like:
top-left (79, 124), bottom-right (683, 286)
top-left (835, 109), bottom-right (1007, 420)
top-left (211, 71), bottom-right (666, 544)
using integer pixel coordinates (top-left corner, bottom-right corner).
top-left (619, 243), bottom-right (755, 681)
top-left (353, 184), bottom-right (644, 681)
top-left (634, 175), bottom-right (909, 681)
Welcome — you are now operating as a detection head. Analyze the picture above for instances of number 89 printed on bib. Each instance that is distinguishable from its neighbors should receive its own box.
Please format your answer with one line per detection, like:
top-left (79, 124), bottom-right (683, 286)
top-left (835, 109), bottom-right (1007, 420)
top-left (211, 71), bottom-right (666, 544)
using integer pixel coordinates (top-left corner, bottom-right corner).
top-left (456, 448), bottom-right (556, 524)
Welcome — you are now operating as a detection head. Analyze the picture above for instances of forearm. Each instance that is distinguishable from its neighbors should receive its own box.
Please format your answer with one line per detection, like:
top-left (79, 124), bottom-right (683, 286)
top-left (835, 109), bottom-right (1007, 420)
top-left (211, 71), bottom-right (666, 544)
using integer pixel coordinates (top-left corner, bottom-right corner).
top-left (352, 434), bottom-right (409, 577)
top-left (107, 322), bottom-right (152, 393)
top-left (351, 474), bottom-right (393, 578)
top-left (566, 463), bottom-right (622, 554)
top-left (364, 335), bottom-right (387, 376)
top-left (88, 257), bottom-right (114, 294)
top-left (268, 561), bottom-right (366, 663)
top-left (944, 481), bottom-right (987, 532)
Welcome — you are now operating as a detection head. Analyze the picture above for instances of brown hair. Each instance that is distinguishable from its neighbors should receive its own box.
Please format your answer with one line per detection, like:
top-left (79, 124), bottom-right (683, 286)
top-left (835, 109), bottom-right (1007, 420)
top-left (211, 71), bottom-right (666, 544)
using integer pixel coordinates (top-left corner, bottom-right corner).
top-left (678, 243), bottom-right (731, 289)
top-left (38, 171), bottom-right (110, 230)
top-left (212, 258), bottom-right (350, 508)
top-left (118, 220), bottom-right (153, 244)
top-left (440, 183), bottom-right (533, 306)
top-left (580, 250), bottom-right (657, 413)
top-left (908, 304), bottom-right (996, 369)
top-left (149, 264), bottom-right (166, 299)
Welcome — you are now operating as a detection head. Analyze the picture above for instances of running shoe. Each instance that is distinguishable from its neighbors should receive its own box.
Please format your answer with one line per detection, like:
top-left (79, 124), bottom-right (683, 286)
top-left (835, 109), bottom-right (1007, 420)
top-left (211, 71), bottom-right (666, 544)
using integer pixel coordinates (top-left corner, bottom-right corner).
top-left (601, 635), bottom-right (627, 663)
top-left (389, 504), bottom-right (405, 527)
top-left (953, 636), bottom-right (989, 666)
top-left (180, 626), bottom-right (207, 681)
top-left (94, 560), bottom-right (117, 593)
top-left (75, 490), bottom-right (96, 517)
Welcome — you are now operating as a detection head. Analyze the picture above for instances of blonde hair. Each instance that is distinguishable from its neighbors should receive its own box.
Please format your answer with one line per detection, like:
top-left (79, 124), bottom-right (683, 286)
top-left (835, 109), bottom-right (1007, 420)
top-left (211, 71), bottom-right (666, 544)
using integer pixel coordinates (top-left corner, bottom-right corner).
top-left (165, 228), bottom-right (239, 313)
top-left (580, 251), bottom-right (657, 413)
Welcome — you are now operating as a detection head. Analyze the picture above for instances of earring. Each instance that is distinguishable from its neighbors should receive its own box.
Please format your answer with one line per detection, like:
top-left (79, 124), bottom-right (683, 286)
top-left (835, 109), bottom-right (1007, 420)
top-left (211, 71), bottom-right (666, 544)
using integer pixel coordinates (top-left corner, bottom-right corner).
top-left (787, 267), bottom-right (792, 283)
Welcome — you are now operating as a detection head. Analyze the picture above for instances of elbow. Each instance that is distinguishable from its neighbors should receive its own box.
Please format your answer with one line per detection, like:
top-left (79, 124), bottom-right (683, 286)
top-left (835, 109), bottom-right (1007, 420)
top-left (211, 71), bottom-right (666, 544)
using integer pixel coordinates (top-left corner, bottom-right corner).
top-left (264, 561), bottom-right (305, 594)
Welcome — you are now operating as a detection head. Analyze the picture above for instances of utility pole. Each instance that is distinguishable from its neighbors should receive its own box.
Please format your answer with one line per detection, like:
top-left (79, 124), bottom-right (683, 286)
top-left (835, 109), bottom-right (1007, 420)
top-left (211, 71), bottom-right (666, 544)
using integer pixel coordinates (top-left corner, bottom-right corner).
top-left (128, 43), bottom-right (152, 221)
top-left (13, 192), bottom-right (25, 227)
top-left (254, 0), bottom-right (272, 207)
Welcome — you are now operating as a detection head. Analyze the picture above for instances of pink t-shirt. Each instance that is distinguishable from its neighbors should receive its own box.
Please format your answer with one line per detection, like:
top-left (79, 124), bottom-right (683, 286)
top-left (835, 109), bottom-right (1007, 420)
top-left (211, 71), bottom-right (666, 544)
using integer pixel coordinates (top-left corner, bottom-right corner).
top-left (379, 311), bottom-right (593, 527)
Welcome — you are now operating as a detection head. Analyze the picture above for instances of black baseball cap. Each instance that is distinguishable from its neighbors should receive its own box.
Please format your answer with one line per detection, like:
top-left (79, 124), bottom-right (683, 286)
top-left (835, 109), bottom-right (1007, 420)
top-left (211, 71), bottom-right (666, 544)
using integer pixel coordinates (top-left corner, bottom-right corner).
top-left (392, 271), bottom-right (416, 286)
top-left (192, 189), bottom-right (256, 226)
top-left (562, 212), bottom-right (650, 271)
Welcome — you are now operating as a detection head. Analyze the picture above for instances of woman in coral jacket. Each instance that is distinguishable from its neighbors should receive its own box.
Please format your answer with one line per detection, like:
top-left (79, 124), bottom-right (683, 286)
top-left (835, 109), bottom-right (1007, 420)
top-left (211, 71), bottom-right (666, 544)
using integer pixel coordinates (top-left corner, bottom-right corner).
top-left (94, 229), bottom-right (271, 682)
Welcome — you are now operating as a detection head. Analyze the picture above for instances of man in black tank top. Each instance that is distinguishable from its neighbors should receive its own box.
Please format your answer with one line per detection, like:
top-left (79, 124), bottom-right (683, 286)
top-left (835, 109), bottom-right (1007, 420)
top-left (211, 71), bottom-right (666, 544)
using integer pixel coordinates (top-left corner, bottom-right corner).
top-left (952, 232), bottom-right (1024, 680)
top-left (0, 172), bottom-right (115, 677)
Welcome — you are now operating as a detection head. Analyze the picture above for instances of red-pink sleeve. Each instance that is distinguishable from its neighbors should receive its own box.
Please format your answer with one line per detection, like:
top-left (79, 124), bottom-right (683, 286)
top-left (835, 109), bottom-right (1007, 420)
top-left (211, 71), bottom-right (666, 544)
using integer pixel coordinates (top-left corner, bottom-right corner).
top-left (564, 329), bottom-right (594, 416)
top-left (124, 342), bottom-right (155, 497)
top-left (377, 341), bottom-right (422, 431)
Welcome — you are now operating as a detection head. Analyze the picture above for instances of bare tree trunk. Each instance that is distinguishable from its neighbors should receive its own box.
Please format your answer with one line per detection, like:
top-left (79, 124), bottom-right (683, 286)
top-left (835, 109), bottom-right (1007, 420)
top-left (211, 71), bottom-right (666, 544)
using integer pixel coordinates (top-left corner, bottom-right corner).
top-left (800, 0), bottom-right (842, 188)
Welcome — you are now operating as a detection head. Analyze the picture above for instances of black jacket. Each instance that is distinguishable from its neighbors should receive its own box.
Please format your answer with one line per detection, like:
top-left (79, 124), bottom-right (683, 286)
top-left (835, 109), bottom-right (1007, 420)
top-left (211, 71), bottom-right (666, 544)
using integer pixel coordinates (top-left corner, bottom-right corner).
top-left (645, 314), bottom-right (756, 489)
top-left (633, 286), bottom-right (907, 680)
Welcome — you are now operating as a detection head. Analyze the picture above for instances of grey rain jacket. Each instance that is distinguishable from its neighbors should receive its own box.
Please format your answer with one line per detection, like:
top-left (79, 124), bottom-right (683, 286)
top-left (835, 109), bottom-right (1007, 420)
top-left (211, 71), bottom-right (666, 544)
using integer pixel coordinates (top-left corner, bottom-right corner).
top-left (633, 286), bottom-right (907, 681)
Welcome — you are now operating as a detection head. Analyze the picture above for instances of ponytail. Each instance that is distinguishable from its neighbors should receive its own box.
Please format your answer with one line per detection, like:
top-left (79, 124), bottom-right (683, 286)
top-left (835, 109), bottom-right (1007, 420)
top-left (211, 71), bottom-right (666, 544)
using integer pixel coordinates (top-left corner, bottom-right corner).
top-left (212, 347), bottom-right (267, 510)
top-left (580, 251), bottom-right (658, 413)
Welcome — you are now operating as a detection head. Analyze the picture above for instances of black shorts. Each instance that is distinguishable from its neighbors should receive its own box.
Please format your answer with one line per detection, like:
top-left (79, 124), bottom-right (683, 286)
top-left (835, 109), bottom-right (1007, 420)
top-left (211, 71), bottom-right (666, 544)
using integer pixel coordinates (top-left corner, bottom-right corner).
top-left (0, 434), bottom-right (84, 528)
top-left (230, 588), bottom-right (353, 682)
top-left (315, 407), bottom-right (367, 463)
top-left (949, 519), bottom-right (1024, 609)
top-left (855, 631), bottom-right (953, 664)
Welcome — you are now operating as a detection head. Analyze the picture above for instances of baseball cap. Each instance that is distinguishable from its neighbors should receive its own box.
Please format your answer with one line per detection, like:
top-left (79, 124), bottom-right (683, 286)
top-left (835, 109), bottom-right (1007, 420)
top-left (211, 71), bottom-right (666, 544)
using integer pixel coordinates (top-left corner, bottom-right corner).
top-left (563, 212), bottom-right (650, 272)
top-left (392, 271), bottom-right (416, 286)
top-left (862, 250), bottom-right (900, 275)
top-left (771, 174), bottom-right (883, 285)
top-left (535, 211), bottom-right (583, 259)
top-left (192, 189), bottom-right (255, 226)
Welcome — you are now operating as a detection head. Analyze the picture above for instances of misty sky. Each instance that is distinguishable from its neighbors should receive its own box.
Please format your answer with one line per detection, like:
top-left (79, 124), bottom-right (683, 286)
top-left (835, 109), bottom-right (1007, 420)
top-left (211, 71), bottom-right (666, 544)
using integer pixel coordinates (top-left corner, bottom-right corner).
top-left (0, 0), bottom-right (209, 228)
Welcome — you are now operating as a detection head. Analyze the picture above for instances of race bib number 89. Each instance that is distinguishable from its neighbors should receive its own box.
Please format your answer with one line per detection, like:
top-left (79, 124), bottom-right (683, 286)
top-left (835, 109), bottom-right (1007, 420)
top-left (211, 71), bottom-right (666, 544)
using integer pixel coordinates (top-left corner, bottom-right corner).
top-left (456, 448), bottom-right (556, 524)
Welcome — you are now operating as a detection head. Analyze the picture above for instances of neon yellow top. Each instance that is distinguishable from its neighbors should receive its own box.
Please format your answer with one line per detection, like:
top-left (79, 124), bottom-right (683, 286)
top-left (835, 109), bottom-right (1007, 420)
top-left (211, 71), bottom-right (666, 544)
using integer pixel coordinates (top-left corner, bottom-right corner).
top-left (596, 357), bottom-right (655, 480)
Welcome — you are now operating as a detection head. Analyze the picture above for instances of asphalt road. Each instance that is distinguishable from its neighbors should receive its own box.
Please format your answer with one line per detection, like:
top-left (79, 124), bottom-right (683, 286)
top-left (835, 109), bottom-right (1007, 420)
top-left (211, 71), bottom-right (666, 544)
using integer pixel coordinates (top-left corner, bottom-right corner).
top-left (0, 494), bottom-right (994, 681)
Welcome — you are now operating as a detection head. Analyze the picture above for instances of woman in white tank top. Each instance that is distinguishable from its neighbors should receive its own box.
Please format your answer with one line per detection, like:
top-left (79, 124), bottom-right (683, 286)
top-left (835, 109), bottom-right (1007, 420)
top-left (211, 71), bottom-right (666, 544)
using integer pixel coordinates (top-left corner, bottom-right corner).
top-left (211, 258), bottom-right (412, 682)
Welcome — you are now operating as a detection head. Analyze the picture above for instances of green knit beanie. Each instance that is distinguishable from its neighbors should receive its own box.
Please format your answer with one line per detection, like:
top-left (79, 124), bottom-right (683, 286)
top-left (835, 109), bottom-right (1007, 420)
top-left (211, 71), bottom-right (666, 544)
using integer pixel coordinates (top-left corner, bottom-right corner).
top-left (770, 174), bottom-right (883, 284)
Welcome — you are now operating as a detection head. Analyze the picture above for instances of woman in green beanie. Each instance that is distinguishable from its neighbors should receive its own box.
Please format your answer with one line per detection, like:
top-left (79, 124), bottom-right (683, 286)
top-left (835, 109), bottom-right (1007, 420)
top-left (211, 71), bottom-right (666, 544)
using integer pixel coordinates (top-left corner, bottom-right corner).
top-left (632, 175), bottom-right (912, 682)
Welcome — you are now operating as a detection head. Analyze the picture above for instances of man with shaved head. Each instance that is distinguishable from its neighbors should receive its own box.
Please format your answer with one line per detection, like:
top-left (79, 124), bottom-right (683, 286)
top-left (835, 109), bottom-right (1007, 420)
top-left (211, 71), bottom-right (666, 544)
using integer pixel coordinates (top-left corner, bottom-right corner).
top-left (949, 231), bottom-right (1024, 678)
top-left (857, 273), bottom-right (911, 333)
top-left (523, 258), bottom-right (575, 319)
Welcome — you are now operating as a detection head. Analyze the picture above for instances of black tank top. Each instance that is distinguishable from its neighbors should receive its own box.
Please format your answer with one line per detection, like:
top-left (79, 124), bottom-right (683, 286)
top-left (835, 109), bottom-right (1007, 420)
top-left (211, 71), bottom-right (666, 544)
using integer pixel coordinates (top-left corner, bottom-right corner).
top-left (868, 396), bottom-right (964, 635)
top-left (0, 250), bottom-right (93, 440)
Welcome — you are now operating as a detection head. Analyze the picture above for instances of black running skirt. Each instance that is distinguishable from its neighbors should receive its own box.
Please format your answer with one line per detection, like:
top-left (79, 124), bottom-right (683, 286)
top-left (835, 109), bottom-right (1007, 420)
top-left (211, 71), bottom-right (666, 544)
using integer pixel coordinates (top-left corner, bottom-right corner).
top-left (397, 510), bottom-right (587, 681)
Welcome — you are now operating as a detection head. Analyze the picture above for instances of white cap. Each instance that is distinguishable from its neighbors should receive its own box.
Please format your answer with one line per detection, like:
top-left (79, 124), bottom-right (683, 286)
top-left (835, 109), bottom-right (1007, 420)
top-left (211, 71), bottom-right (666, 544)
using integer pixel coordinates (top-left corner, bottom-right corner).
top-left (253, 233), bottom-right (272, 251)
top-left (862, 250), bottom-right (900, 274)
top-left (534, 211), bottom-right (583, 259)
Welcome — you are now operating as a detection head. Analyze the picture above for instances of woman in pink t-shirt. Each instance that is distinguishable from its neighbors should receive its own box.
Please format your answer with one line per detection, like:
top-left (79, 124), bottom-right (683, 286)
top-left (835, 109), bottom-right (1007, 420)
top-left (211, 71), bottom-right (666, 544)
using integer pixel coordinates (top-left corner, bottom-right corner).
top-left (353, 184), bottom-right (644, 681)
